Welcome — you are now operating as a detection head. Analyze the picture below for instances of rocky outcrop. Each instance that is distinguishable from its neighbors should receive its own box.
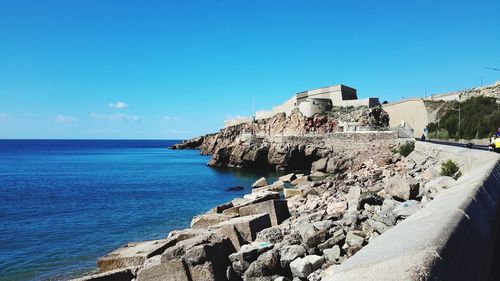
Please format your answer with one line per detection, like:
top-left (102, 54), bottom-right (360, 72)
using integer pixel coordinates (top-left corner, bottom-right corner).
top-left (170, 107), bottom-right (391, 170)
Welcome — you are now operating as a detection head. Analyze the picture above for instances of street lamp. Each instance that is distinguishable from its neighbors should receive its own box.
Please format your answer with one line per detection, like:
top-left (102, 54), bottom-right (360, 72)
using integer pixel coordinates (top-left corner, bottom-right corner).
top-left (452, 105), bottom-right (461, 132)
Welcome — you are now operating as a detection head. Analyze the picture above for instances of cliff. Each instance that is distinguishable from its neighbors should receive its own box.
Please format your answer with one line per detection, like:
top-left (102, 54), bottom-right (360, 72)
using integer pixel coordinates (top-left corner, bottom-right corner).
top-left (172, 106), bottom-right (390, 170)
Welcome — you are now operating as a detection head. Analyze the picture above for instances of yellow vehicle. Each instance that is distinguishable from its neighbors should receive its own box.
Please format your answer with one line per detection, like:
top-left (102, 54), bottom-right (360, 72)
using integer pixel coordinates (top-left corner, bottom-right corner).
top-left (489, 136), bottom-right (500, 152)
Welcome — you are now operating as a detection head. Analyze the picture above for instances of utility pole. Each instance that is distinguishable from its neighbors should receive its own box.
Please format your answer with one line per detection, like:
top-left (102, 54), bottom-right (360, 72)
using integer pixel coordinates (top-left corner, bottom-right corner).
top-left (453, 105), bottom-right (461, 132)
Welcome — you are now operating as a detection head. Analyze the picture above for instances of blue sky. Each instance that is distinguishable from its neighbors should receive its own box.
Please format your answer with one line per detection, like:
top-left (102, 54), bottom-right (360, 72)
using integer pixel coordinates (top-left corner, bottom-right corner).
top-left (0, 0), bottom-right (499, 139)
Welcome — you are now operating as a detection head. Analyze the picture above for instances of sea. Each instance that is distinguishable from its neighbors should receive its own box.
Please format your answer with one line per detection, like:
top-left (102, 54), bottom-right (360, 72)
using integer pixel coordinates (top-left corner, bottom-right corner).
top-left (0, 140), bottom-right (279, 281)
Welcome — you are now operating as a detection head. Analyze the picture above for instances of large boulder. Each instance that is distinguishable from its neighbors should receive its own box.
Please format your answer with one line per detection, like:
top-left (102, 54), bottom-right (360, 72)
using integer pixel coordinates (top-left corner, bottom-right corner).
top-left (393, 200), bottom-right (422, 218)
top-left (280, 245), bottom-right (307, 268)
top-left (384, 175), bottom-right (420, 201)
top-left (311, 158), bottom-right (328, 172)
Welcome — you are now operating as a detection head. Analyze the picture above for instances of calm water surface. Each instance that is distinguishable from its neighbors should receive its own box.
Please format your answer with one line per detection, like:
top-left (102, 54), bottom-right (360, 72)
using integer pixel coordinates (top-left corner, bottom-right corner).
top-left (0, 140), bottom-right (278, 281)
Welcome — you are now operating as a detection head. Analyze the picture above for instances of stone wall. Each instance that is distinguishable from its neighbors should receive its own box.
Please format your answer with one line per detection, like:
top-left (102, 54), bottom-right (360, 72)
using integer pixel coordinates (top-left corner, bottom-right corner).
top-left (325, 142), bottom-right (500, 281)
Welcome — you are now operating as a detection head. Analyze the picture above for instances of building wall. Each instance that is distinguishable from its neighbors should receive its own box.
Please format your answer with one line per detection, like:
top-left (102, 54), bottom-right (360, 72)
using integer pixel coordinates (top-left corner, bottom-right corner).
top-left (382, 98), bottom-right (429, 137)
top-left (298, 98), bottom-right (333, 117)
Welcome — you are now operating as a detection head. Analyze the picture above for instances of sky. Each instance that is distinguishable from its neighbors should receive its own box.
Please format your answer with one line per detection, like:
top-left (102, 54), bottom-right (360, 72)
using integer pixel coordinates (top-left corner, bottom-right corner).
top-left (0, 0), bottom-right (499, 139)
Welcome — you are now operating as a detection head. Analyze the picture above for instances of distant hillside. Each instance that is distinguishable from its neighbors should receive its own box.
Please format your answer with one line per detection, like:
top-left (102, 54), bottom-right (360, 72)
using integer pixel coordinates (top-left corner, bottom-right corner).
top-left (427, 96), bottom-right (500, 140)
top-left (425, 81), bottom-right (500, 102)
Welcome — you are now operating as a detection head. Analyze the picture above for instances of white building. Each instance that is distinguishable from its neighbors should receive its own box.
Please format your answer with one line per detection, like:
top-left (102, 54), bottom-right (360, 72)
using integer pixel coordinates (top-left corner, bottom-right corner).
top-left (225, 84), bottom-right (380, 127)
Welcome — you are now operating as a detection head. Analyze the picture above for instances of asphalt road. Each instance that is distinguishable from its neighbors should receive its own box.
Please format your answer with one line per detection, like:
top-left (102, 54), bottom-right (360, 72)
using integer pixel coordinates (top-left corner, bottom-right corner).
top-left (416, 139), bottom-right (490, 151)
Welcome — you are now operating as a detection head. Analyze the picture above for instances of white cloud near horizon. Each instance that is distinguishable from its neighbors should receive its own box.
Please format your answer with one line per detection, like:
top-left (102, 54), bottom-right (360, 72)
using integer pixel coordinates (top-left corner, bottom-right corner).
top-left (163, 116), bottom-right (181, 122)
top-left (56, 114), bottom-right (78, 123)
top-left (108, 101), bottom-right (129, 109)
top-left (90, 112), bottom-right (141, 122)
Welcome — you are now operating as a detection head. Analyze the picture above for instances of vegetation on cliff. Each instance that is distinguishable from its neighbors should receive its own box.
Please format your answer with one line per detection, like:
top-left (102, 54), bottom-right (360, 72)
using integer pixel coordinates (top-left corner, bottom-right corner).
top-left (428, 96), bottom-right (500, 140)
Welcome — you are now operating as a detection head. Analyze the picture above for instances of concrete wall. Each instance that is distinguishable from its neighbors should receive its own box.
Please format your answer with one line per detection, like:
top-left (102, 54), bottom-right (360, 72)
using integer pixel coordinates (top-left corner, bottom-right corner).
top-left (325, 142), bottom-right (500, 281)
top-left (383, 98), bottom-right (429, 137)
top-left (298, 98), bottom-right (333, 117)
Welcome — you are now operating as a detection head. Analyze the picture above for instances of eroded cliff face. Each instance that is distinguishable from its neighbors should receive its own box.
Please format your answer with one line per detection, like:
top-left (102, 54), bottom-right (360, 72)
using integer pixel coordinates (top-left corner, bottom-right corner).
top-left (171, 106), bottom-right (391, 170)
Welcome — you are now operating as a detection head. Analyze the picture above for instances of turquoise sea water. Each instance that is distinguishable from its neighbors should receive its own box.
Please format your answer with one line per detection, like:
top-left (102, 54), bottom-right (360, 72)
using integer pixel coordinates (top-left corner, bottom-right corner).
top-left (0, 140), bottom-right (277, 281)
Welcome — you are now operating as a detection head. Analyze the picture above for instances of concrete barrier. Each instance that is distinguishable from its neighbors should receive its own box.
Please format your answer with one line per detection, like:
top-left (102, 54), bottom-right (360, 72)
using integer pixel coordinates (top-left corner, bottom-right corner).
top-left (325, 142), bottom-right (500, 281)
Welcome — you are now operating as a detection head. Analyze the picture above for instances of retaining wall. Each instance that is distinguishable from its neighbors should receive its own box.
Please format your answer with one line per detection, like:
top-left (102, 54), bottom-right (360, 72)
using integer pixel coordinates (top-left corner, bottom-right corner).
top-left (325, 142), bottom-right (500, 281)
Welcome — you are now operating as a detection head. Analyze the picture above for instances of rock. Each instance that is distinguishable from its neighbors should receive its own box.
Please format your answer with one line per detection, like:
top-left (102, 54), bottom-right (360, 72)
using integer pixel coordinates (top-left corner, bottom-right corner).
top-left (310, 171), bottom-right (328, 178)
top-left (279, 245), bottom-right (307, 268)
top-left (366, 218), bottom-right (389, 234)
top-left (229, 241), bottom-right (274, 263)
top-left (291, 175), bottom-right (311, 186)
top-left (289, 257), bottom-right (312, 278)
top-left (384, 175), bottom-right (420, 201)
top-left (252, 177), bottom-right (269, 188)
top-left (98, 238), bottom-right (177, 272)
top-left (274, 277), bottom-right (290, 281)
top-left (326, 200), bottom-right (347, 216)
top-left (326, 157), bottom-right (349, 174)
top-left (239, 199), bottom-right (291, 227)
top-left (283, 188), bottom-right (302, 199)
top-left (393, 200), bottom-right (422, 218)
top-left (372, 209), bottom-right (397, 226)
top-left (231, 259), bottom-right (250, 275)
top-left (357, 192), bottom-right (384, 210)
top-left (136, 259), bottom-right (189, 281)
top-left (223, 191), bottom-right (280, 214)
top-left (213, 214), bottom-right (272, 250)
top-left (191, 213), bottom-right (237, 229)
top-left (73, 267), bottom-right (137, 281)
top-left (304, 229), bottom-right (328, 248)
top-left (303, 255), bottom-right (324, 271)
top-left (423, 176), bottom-right (456, 196)
top-left (345, 232), bottom-right (364, 247)
top-left (381, 198), bottom-right (399, 212)
top-left (318, 229), bottom-right (345, 251)
top-left (226, 186), bottom-right (245, 191)
top-left (279, 173), bottom-right (297, 182)
top-left (323, 245), bottom-right (341, 262)
top-left (215, 201), bottom-right (234, 213)
top-left (256, 227), bottom-right (283, 244)
top-left (243, 248), bottom-right (281, 279)
top-left (407, 151), bottom-right (429, 166)
top-left (346, 185), bottom-right (361, 211)
top-left (421, 167), bottom-right (440, 180)
top-left (311, 158), bottom-right (328, 172)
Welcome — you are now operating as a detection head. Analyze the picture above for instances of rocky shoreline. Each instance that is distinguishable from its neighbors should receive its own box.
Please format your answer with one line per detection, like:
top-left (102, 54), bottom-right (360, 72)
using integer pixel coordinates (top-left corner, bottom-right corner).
top-left (75, 136), bottom-right (458, 281)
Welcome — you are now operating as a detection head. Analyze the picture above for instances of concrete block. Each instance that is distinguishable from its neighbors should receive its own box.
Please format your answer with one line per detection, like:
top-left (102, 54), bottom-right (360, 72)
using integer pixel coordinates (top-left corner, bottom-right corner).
top-left (190, 213), bottom-right (238, 229)
top-left (71, 267), bottom-right (137, 281)
top-left (223, 192), bottom-right (280, 215)
top-left (252, 177), bottom-right (268, 188)
top-left (98, 238), bottom-right (176, 272)
top-left (239, 199), bottom-right (291, 226)
top-left (136, 259), bottom-right (189, 281)
top-left (283, 188), bottom-right (302, 198)
top-left (213, 214), bottom-right (271, 250)
top-left (279, 173), bottom-right (296, 182)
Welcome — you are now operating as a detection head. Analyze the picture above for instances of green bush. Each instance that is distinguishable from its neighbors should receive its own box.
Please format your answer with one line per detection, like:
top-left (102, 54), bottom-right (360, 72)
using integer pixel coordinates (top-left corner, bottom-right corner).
top-left (428, 96), bottom-right (500, 140)
top-left (398, 141), bottom-right (415, 157)
top-left (440, 159), bottom-right (461, 179)
top-left (428, 128), bottom-right (450, 140)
